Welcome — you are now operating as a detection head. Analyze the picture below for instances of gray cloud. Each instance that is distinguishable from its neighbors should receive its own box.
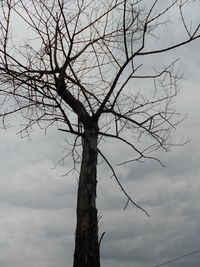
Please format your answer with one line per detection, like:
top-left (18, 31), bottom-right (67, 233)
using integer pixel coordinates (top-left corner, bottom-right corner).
top-left (1, 2), bottom-right (200, 267)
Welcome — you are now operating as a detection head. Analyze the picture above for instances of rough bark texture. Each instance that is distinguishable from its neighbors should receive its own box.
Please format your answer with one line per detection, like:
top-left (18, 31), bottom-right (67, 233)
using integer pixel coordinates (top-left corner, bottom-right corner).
top-left (73, 124), bottom-right (100, 267)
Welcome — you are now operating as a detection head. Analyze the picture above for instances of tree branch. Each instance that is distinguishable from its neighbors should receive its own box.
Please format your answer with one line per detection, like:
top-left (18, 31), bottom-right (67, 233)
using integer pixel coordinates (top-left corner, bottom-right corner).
top-left (98, 148), bottom-right (150, 216)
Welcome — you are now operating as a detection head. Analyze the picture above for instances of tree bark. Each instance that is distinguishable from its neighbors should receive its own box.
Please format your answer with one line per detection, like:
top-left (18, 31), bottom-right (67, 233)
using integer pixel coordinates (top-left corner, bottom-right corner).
top-left (73, 124), bottom-right (100, 267)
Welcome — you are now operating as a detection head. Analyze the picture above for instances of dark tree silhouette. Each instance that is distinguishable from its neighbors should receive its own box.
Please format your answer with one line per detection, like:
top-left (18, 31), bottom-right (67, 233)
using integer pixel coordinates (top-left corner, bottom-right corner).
top-left (0, 0), bottom-right (199, 266)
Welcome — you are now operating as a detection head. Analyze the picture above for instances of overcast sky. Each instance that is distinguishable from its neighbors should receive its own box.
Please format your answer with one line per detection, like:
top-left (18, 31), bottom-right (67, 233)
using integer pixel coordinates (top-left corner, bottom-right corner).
top-left (0, 1), bottom-right (200, 267)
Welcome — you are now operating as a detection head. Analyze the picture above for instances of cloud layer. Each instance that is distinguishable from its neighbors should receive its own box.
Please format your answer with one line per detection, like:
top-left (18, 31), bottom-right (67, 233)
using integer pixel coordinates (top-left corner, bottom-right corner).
top-left (1, 1), bottom-right (200, 267)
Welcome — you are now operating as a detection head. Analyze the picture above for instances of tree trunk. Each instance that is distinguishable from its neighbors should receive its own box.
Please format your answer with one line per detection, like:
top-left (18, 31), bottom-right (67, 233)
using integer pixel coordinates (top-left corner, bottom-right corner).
top-left (73, 124), bottom-right (100, 267)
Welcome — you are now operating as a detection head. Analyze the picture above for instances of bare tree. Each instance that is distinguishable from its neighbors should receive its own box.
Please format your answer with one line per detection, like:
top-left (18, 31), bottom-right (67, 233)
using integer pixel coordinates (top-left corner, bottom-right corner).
top-left (0, 0), bottom-right (199, 266)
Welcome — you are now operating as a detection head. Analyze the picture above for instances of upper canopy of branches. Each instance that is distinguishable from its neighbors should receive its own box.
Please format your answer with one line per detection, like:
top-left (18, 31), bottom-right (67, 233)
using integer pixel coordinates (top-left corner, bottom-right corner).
top-left (0, 0), bottom-right (199, 160)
